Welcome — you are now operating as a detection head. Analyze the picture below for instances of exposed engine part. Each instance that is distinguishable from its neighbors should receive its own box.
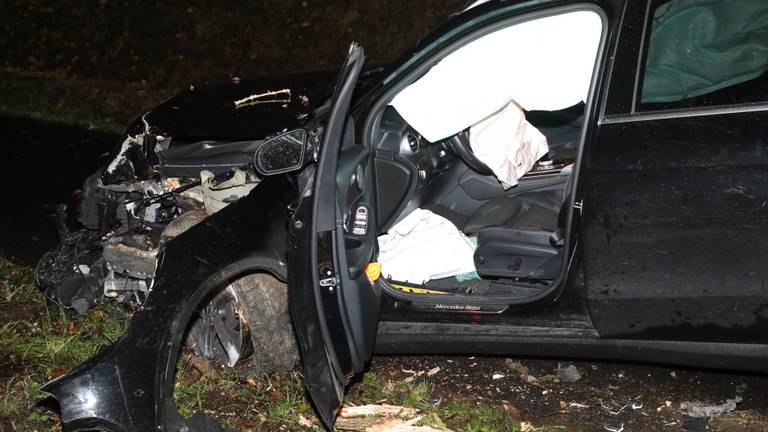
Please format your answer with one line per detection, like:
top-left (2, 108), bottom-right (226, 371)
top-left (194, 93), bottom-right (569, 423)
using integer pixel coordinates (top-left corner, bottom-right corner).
top-left (66, 168), bottom-right (255, 313)
top-left (103, 272), bottom-right (149, 304)
top-left (39, 128), bottom-right (262, 369)
top-left (102, 234), bottom-right (158, 279)
top-left (42, 165), bottom-right (255, 313)
top-left (36, 229), bottom-right (104, 315)
top-left (79, 172), bottom-right (193, 236)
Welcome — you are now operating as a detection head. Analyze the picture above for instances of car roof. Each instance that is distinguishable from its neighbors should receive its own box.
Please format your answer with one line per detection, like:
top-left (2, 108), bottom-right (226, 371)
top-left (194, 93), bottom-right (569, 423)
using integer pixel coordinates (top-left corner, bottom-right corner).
top-left (464, 0), bottom-right (496, 10)
top-left (458, 0), bottom-right (569, 20)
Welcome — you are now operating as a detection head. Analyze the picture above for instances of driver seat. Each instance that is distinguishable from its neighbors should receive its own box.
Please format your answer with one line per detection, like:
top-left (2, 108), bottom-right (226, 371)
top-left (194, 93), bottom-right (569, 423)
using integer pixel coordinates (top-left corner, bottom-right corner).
top-left (463, 188), bottom-right (563, 234)
top-left (466, 171), bottom-right (572, 280)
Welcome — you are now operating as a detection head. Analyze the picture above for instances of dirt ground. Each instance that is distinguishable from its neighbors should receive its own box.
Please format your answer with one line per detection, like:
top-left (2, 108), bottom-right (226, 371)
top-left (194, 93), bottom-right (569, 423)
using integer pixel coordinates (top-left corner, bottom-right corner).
top-left (367, 356), bottom-right (768, 431)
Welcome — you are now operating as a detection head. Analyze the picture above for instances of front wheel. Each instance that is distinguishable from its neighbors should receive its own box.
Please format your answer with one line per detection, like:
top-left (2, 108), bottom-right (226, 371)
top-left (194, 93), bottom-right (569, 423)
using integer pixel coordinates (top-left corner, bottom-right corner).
top-left (231, 273), bottom-right (301, 374)
top-left (187, 272), bottom-right (301, 374)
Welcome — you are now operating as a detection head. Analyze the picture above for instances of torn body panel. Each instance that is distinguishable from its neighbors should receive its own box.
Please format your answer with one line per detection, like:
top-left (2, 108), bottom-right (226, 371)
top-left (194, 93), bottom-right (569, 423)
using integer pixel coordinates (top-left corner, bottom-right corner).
top-left (37, 69), bottom-right (333, 374)
top-left (33, 72), bottom-right (327, 396)
top-left (41, 175), bottom-right (295, 432)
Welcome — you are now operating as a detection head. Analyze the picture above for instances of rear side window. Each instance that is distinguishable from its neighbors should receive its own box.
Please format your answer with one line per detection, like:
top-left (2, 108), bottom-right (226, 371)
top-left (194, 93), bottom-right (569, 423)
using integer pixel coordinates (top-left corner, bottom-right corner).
top-left (639, 0), bottom-right (768, 111)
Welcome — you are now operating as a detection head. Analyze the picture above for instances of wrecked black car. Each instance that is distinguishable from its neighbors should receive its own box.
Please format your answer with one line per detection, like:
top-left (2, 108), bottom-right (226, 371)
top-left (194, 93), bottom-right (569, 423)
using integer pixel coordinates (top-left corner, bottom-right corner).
top-left (40, 0), bottom-right (768, 430)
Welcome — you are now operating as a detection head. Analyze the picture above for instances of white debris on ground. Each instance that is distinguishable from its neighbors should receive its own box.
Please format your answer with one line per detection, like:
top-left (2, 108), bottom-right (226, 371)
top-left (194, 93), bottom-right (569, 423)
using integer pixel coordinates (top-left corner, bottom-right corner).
top-left (680, 396), bottom-right (742, 418)
top-left (336, 405), bottom-right (449, 432)
top-left (556, 363), bottom-right (582, 383)
top-left (504, 359), bottom-right (540, 385)
top-left (426, 366), bottom-right (441, 377)
top-left (401, 366), bottom-right (440, 383)
top-left (364, 416), bottom-right (447, 432)
top-left (298, 414), bottom-right (314, 428)
top-left (339, 404), bottom-right (418, 418)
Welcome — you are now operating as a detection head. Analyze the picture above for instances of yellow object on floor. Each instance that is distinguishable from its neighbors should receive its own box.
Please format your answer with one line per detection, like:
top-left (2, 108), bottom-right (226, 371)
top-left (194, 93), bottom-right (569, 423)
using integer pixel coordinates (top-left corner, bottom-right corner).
top-left (390, 283), bottom-right (447, 295)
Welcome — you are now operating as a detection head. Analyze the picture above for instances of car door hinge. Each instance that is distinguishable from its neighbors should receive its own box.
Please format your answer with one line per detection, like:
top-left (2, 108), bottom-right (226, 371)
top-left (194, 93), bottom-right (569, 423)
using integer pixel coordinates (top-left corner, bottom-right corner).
top-left (574, 199), bottom-right (583, 216)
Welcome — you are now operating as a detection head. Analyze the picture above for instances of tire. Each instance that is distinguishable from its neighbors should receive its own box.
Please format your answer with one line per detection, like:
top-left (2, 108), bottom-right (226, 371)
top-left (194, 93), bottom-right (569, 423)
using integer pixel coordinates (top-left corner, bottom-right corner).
top-left (230, 273), bottom-right (301, 375)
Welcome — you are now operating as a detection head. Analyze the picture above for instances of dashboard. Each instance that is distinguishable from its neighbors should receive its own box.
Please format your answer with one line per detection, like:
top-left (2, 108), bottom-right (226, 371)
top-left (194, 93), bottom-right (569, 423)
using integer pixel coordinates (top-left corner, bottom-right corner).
top-left (370, 107), bottom-right (459, 233)
top-left (373, 107), bottom-right (457, 188)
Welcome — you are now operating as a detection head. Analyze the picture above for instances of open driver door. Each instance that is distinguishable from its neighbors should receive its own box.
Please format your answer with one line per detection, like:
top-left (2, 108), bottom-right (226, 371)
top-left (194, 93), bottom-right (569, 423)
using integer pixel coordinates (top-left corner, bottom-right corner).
top-left (287, 43), bottom-right (382, 429)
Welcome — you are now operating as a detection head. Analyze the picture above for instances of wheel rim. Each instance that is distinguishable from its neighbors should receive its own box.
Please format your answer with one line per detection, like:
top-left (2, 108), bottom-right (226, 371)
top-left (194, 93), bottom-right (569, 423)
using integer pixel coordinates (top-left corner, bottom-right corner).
top-left (189, 285), bottom-right (253, 367)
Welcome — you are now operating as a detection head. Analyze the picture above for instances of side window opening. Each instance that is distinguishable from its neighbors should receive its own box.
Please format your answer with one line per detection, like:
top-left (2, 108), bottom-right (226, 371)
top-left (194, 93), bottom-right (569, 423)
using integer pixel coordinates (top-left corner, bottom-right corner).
top-left (639, 0), bottom-right (768, 111)
top-left (389, 10), bottom-right (603, 144)
top-left (367, 8), bottom-right (604, 293)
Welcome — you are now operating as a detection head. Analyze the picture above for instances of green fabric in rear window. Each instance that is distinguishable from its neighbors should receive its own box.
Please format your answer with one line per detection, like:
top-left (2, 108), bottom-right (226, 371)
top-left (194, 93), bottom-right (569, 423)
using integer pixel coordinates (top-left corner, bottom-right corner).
top-left (640, 0), bottom-right (768, 107)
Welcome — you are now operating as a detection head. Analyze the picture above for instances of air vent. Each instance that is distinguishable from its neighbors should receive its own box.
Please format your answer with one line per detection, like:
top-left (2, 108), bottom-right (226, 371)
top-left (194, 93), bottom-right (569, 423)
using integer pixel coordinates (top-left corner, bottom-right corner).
top-left (406, 133), bottom-right (419, 153)
top-left (399, 132), bottom-right (421, 155)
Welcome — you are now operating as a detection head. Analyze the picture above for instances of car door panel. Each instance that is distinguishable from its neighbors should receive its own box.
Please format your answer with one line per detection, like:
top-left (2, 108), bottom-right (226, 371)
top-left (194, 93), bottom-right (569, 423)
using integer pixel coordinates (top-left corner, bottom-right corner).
top-left (583, 0), bottom-right (768, 343)
top-left (287, 44), bottom-right (381, 429)
top-left (287, 200), bottom-right (348, 427)
top-left (584, 112), bottom-right (768, 343)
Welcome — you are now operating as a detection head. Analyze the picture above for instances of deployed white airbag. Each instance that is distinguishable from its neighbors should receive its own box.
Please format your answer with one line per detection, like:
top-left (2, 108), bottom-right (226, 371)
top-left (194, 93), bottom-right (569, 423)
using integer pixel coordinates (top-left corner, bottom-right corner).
top-left (377, 209), bottom-right (476, 283)
top-left (390, 10), bottom-right (602, 142)
top-left (469, 100), bottom-right (549, 188)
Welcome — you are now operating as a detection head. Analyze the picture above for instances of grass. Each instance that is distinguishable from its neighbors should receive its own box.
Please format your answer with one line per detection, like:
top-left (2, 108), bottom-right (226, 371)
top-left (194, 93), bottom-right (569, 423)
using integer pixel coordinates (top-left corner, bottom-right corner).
top-left (172, 363), bottom-right (560, 432)
top-left (0, 259), bottom-right (129, 431)
top-left (173, 363), bottom-right (317, 431)
top-left (346, 371), bottom-right (561, 432)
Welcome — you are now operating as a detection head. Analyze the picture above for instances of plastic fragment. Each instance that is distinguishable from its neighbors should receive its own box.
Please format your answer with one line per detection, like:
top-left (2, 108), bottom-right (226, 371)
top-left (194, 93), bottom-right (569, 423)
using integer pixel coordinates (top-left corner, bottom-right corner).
top-left (680, 396), bottom-right (742, 418)
top-left (557, 363), bottom-right (582, 382)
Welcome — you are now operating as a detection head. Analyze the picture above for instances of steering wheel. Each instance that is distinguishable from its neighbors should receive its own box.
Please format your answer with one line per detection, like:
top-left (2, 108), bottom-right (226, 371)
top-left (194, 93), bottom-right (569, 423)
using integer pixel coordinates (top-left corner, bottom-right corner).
top-left (447, 129), bottom-right (494, 176)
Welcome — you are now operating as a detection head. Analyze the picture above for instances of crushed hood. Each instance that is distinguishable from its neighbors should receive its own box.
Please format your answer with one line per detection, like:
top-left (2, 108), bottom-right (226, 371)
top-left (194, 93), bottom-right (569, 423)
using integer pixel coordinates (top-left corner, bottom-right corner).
top-left (141, 70), bottom-right (339, 142)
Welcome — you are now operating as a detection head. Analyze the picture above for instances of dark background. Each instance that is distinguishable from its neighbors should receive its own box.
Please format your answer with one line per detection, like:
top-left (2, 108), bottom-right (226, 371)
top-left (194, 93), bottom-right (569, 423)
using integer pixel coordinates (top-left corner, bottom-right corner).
top-left (0, 1), bottom-right (467, 131)
top-left (1, 1), bottom-right (466, 87)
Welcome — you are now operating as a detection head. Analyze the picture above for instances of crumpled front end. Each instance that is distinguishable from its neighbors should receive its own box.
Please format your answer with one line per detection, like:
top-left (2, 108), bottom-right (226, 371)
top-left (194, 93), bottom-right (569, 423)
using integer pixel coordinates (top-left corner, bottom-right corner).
top-left (34, 73), bottom-right (328, 371)
top-left (35, 70), bottom-right (331, 431)
top-left (36, 71), bottom-right (330, 318)
top-left (36, 123), bottom-right (263, 314)
top-left (41, 175), bottom-right (296, 432)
